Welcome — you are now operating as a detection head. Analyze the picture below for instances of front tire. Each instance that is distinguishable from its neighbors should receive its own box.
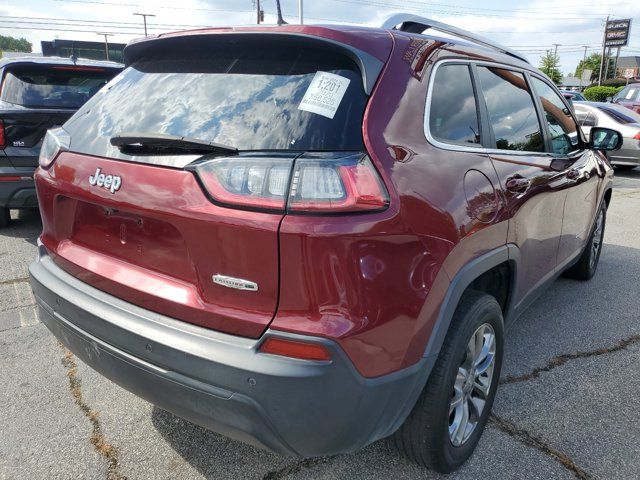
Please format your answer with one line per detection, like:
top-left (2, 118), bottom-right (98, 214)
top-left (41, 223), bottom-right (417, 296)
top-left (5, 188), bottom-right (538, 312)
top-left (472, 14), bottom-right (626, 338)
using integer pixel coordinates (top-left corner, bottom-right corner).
top-left (563, 203), bottom-right (606, 280)
top-left (390, 292), bottom-right (504, 473)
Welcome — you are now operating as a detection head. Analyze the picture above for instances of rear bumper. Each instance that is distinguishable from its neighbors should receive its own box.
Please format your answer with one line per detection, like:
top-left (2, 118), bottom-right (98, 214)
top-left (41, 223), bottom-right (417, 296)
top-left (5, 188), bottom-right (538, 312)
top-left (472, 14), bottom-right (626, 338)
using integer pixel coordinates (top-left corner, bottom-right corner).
top-left (609, 141), bottom-right (640, 166)
top-left (29, 243), bottom-right (429, 457)
top-left (0, 161), bottom-right (36, 208)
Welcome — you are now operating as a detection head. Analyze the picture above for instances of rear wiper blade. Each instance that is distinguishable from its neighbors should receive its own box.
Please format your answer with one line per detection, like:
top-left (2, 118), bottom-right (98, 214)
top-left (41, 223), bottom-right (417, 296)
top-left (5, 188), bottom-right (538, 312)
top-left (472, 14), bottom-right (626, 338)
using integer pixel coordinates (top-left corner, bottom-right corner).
top-left (110, 132), bottom-right (238, 156)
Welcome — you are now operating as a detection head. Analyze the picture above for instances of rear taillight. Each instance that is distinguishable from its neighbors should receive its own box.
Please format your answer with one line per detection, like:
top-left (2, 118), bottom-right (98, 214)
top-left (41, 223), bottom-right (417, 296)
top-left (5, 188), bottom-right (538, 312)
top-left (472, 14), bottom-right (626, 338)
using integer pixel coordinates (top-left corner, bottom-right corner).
top-left (194, 157), bottom-right (292, 211)
top-left (0, 120), bottom-right (5, 149)
top-left (192, 154), bottom-right (389, 214)
top-left (289, 157), bottom-right (388, 213)
top-left (39, 127), bottom-right (70, 169)
top-left (634, 132), bottom-right (640, 140)
top-left (259, 337), bottom-right (332, 362)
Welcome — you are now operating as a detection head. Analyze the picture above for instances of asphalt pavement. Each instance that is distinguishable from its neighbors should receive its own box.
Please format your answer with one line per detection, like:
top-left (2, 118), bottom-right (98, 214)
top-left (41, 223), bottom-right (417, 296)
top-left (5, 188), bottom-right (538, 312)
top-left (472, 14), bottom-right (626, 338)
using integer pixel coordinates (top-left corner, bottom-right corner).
top-left (2, 171), bottom-right (640, 480)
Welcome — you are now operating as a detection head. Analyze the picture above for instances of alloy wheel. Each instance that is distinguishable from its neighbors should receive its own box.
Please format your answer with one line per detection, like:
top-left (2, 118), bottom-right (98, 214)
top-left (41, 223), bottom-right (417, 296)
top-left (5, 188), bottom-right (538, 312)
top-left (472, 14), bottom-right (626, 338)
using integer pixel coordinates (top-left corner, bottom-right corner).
top-left (448, 323), bottom-right (496, 447)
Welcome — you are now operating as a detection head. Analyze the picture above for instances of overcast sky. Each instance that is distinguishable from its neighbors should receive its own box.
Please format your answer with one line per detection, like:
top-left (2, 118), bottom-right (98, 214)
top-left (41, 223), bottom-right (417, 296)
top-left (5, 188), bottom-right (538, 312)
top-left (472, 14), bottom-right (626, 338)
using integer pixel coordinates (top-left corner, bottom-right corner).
top-left (1, 0), bottom-right (639, 75)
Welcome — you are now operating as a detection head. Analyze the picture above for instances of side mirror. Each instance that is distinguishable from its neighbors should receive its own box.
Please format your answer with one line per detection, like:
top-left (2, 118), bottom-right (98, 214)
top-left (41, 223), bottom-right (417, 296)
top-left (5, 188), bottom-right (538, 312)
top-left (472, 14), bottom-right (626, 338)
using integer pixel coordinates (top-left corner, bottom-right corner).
top-left (590, 127), bottom-right (623, 151)
top-left (606, 96), bottom-right (613, 102)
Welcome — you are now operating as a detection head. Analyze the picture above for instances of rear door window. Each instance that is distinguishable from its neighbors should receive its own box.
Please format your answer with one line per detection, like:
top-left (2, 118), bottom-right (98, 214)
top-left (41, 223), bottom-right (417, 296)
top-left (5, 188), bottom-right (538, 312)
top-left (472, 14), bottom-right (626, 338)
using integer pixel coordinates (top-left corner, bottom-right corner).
top-left (476, 67), bottom-right (544, 152)
top-left (64, 37), bottom-right (368, 164)
top-left (428, 64), bottom-right (481, 147)
top-left (531, 77), bottom-right (580, 155)
top-left (574, 107), bottom-right (598, 127)
top-left (1, 65), bottom-right (116, 109)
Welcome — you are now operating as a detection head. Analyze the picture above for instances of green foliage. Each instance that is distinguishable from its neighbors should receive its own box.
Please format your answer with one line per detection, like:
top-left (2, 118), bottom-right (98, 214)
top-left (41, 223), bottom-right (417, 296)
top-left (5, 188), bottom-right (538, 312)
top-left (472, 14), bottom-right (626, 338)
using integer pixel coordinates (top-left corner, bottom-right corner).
top-left (539, 50), bottom-right (562, 84)
top-left (615, 86), bottom-right (625, 94)
top-left (584, 86), bottom-right (619, 102)
top-left (575, 53), bottom-right (617, 83)
top-left (0, 35), bottom-right (32, 53)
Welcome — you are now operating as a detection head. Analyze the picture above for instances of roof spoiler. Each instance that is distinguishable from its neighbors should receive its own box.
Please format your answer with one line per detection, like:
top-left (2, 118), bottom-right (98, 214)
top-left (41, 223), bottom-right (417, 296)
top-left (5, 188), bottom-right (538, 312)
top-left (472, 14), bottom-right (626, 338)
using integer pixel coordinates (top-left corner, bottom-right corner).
top-left (381, 13), bottom-right (529, 65)
top-left (123, 32), bottom-right (384, 95)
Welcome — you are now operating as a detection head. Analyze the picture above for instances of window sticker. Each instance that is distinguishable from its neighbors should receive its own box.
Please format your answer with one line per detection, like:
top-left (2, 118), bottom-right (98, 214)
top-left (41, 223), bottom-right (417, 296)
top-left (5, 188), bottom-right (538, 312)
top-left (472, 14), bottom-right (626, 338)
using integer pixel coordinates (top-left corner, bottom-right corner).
top-left (299, 71), bottom-right (351, 119)
top-left (627, 89), bottom-right (637, 100)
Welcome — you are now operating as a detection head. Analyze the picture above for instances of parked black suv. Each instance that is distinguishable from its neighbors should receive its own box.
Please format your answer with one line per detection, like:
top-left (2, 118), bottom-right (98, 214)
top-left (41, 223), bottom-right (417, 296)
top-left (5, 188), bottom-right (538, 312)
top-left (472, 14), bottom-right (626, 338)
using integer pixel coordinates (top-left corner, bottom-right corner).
top-left (0, 57), bottom-right (121, 227)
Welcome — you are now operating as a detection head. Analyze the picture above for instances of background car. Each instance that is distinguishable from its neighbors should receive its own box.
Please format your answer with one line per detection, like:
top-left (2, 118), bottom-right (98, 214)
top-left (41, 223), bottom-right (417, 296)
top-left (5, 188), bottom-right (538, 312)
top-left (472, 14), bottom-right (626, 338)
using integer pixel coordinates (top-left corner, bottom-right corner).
top-left (612, 84), bottom-right (640, 114)
top-left (574, 101), bottom-right (640, 170)
top-left (561, 90), bottom-right (586, 102)
top-left (0, 56), bottom-right (122, 227)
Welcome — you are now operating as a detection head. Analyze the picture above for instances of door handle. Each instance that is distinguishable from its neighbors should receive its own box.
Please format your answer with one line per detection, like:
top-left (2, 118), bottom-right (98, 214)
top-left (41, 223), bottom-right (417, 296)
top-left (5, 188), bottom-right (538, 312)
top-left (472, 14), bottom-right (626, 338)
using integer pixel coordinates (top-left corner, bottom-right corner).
top-left (506, 176), bottom-right (531, 193)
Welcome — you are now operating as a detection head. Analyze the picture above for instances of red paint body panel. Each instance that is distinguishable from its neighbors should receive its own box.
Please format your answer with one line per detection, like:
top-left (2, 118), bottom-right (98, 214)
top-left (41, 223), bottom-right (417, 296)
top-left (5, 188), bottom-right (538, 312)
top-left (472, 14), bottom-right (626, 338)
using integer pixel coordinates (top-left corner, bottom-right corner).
top-left (35, 152), bottom-right (282, 338)
top-left (271, 36), bottom-right (509, 377)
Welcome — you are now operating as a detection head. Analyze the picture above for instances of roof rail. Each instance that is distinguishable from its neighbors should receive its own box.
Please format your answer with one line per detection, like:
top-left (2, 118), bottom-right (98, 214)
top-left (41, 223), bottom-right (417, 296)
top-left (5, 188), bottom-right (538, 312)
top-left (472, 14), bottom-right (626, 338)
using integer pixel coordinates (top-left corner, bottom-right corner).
top-left (381, 13), bottom-right (529, 64)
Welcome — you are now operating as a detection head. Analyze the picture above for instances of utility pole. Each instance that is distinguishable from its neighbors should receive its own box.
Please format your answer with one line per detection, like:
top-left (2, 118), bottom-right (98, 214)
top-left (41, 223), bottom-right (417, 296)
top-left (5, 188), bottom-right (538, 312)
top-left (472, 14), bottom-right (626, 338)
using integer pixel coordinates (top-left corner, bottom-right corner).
top-left (299, 0), bottom-right (303, 24)
top-left (133, 12), bottom-right (155, 37)
top-left (552, 43), bottom-right (560, 58)
top-left (96, 33), bottom-right (114, 61)
top-left (614, 47), bottom-right (621, 78)
top-left (598, 15), bottom-right (609, 86)
top-left (256, 0), bottom-right (261, 24)
top-left (579, 45), bottom-right (588, 89)
top-left (275, 0), bottom-right (287, 25)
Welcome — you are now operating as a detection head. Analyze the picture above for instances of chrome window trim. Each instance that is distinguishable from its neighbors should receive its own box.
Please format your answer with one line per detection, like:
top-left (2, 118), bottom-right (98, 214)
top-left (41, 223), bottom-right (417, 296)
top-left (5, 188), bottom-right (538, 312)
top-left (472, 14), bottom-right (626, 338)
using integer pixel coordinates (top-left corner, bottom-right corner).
top-left (424, 58), bottom-right (558, 158)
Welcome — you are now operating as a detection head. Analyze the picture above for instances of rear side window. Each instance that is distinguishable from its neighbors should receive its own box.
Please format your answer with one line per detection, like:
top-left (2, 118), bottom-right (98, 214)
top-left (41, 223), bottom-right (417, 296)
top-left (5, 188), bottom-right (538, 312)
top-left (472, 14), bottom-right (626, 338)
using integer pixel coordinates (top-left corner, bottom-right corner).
top-left (476, 67), bottom-right (544, 152)
top-left (64, 37), bottom-right (368, 162)
top-left (574, 108), bottom-right (598, 127)
top-left (531, 77), bottom-right (580, 155)
top-left (597, 106), bottom-right (640, 124)
top-left (428, 64), bottom-right (481, 146)
top-left (1, 66), bottom-right (115, 109)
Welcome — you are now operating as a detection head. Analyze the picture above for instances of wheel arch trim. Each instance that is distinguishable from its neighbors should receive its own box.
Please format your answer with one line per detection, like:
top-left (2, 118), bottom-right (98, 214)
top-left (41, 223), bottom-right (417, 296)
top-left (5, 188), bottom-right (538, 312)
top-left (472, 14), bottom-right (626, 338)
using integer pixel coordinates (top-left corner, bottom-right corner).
top-left (422, 244), bottom-right (519, 362)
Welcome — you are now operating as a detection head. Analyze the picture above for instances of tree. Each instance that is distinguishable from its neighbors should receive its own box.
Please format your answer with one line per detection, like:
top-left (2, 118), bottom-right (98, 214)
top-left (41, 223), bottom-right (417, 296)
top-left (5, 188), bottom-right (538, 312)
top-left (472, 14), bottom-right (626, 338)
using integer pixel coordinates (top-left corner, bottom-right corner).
top-left (539, 50), bottom-right (562, 84)
top-left (574, 53), bottom-right (615, 82)
top-left (0, 35), bottom-right (32, 53)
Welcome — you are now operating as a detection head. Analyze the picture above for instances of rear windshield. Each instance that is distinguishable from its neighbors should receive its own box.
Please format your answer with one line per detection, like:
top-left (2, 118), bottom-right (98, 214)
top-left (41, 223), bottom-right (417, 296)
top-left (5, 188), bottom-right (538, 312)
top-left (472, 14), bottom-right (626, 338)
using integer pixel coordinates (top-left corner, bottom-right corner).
top-left (614, 86), bottom-right (640, 102)
top-left (1, 65), bottom-right (117, 109)
top-left (64, 37), bottom-right (368, 161)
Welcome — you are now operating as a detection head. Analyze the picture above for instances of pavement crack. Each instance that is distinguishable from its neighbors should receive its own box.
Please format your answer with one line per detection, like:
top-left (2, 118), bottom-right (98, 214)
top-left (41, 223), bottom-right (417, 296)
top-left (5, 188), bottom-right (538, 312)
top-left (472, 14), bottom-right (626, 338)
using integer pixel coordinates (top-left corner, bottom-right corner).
top-left (59, 343), bottom-right (127, 480)
top-left (490, 414), bottom-right (594, 480)
top-left (0, 276), bottom-right (29, 286)
top-left (262, 457), bottom-right (334, 480)
top-left (501, 333), bottom-right (640, 385)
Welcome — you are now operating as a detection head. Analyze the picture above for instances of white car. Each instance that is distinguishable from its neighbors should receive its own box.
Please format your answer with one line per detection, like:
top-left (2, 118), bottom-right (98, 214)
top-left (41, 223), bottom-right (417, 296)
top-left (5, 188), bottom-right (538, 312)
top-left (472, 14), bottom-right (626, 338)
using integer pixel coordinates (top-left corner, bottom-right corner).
top-left (574, 101), bottom-right (640, 170)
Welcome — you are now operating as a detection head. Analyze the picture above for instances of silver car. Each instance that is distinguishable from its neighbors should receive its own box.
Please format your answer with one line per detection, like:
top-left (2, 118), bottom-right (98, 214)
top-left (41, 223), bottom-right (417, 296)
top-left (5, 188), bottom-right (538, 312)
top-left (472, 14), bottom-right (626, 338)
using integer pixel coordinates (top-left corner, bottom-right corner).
top-left (574, 101), bottom-right (640, 170)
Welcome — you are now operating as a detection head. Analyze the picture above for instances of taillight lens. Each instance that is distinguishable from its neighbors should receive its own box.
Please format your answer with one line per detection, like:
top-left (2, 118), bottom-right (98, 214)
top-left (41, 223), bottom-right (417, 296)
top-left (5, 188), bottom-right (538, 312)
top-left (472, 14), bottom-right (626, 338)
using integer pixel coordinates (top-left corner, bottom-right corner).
top-left (192, 154), bottom-right (389, 214)
top-left (194, 158), bottom-right (292, 211)
top-left (39, 127), bottom-right (70, 169)
top-left (0, 120), bottom-right (5, 149)
top-left (634, 132), bottom-right (640, 140)
top-left (289, 156), bottom-right (388, 213)
top-left (259, 337), bottom-right (332, 362)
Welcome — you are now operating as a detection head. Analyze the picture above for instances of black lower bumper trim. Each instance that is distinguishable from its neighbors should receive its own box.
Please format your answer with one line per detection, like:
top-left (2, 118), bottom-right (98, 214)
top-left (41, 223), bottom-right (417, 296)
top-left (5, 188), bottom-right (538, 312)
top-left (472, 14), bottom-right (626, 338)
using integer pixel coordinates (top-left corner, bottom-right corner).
top-left (29, 243), bottom-right (430, 457)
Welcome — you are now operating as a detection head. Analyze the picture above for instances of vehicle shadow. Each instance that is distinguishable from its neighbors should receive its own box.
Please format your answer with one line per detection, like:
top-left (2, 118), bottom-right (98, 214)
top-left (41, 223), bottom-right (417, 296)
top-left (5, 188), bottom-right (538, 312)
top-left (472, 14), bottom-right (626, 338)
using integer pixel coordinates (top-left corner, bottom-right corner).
top-left (151, 242), bottom-right (640, 479)
top-left (3, 210), bottom-right (42, 246)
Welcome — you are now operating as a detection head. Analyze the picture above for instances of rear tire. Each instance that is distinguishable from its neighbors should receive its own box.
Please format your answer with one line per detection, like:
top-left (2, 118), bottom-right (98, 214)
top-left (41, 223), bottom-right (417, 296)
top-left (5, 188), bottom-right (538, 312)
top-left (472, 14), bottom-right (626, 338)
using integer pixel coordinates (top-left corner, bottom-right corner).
top-left (0, 208), bottom-right (9, 228)
top-left (390, 291), bottom-right (504, 473)
top-left (563, 203), bottom-right (606, 281)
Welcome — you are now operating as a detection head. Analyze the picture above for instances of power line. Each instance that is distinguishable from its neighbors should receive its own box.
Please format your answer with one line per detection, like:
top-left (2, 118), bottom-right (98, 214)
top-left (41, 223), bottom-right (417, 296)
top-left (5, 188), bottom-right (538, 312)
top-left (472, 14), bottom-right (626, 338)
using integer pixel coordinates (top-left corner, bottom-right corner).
top-left (0, 15), bottom-right (210, 28)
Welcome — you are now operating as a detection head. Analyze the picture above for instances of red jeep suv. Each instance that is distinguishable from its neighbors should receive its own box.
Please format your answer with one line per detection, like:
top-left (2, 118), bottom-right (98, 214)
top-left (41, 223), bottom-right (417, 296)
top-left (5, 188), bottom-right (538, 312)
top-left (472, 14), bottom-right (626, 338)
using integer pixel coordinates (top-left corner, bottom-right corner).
top-left (29, 15), bottom-right (621, 472)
